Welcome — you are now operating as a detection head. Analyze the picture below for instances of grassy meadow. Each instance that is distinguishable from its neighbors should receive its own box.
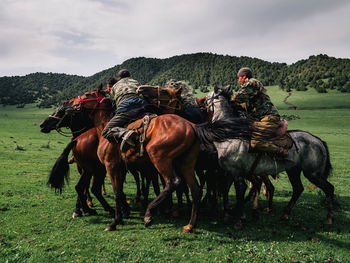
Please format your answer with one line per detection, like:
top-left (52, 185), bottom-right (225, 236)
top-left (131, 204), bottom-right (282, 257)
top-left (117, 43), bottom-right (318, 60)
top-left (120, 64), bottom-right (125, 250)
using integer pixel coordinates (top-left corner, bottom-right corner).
top-left (1, 87), bottom-right (350, 262)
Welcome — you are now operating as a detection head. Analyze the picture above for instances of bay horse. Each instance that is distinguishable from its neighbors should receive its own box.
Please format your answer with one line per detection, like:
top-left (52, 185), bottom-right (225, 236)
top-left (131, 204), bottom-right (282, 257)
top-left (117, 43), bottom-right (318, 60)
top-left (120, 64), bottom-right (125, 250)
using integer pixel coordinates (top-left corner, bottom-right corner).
top-left (194, 85), bottom-right (335, 229)
top-left (43, 86), bottom-right (202, 232)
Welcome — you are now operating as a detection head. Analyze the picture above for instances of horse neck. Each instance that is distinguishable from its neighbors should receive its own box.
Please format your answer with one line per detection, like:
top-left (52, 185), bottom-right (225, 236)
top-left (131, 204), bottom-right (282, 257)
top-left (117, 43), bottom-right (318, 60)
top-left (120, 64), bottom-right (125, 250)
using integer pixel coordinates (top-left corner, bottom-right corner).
top-left (212, 96), bottom-right (233, 122)
top-left (93, 110), bottom-right (112, 134)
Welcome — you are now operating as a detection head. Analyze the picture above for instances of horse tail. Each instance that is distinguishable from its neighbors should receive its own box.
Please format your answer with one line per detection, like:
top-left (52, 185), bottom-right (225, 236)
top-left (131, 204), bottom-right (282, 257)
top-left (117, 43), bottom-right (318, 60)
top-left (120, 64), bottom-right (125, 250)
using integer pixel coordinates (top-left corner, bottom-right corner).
top-left (47, 139), bottom-right (77, 193)
top-left (321, 139), bottom-right (332, 179)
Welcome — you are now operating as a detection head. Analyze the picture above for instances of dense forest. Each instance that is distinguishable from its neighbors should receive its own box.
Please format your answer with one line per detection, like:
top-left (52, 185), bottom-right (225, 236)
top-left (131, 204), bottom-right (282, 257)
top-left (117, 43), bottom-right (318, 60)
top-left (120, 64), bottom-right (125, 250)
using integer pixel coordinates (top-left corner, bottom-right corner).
top-left (1, 53), bottom-right (349, 107)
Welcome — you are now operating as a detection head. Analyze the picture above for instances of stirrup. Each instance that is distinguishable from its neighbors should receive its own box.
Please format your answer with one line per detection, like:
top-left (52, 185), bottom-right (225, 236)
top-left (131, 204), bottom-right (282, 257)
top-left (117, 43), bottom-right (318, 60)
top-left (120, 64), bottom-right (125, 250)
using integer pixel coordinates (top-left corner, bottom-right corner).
top-left (123, 130), bottom-right (137, 147)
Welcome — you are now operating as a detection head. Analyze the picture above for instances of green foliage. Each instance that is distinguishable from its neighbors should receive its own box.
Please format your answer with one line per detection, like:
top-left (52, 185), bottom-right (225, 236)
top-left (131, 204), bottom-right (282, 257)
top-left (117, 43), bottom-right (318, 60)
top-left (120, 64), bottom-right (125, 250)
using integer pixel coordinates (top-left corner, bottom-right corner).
top-left (1, 53), bottom-right (350, 108)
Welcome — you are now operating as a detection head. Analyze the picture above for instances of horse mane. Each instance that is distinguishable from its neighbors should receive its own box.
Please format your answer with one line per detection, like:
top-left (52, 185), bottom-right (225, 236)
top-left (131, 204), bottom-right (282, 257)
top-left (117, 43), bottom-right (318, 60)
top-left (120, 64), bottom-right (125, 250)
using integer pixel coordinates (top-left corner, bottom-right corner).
top-left (194, 117), bottom-right (253, 152)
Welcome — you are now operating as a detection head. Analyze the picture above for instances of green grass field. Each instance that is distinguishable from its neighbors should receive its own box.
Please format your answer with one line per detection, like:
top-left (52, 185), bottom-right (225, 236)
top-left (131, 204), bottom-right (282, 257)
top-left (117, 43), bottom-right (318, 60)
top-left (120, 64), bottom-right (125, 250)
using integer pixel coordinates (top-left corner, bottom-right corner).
top-left (1, 88), bottom-right (350, 262)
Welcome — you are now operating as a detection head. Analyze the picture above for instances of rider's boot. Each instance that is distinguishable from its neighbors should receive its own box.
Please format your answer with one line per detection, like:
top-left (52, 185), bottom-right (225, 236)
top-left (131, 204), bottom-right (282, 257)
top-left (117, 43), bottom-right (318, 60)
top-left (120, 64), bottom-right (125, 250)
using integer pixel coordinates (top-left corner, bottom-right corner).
top-left (109, 127), bottom-right (137, 146)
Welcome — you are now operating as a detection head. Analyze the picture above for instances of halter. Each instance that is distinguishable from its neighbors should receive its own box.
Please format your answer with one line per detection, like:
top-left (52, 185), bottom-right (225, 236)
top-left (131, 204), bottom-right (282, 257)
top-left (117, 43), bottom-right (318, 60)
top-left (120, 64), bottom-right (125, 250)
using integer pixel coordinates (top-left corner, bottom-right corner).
top-left (205, 91), bottom-right (219, 113)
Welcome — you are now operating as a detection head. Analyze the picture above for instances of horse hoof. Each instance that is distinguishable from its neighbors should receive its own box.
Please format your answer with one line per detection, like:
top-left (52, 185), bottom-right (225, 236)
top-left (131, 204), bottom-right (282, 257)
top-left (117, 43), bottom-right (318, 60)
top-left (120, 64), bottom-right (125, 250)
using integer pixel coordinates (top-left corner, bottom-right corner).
top-left (72, 211), bottom-right (82, 218)
top-left (144, 216), bottom-right (153, 227)
top-left (263, 207), bottom-right (272, 214)
top-left (182, 224), bottom-right (195, 233)
top-left (234, 221), bottom-right (244, 231)
top-left (104, 225), bottom-right (116, 232)
top-left (280, 214), bottom-right (289, 221)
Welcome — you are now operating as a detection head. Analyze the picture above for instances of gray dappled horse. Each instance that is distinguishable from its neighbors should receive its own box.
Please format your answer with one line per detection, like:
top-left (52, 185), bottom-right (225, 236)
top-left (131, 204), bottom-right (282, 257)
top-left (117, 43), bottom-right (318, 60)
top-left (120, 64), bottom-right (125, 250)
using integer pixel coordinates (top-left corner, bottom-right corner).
top-left (194, 85), bottom-right (335, 229)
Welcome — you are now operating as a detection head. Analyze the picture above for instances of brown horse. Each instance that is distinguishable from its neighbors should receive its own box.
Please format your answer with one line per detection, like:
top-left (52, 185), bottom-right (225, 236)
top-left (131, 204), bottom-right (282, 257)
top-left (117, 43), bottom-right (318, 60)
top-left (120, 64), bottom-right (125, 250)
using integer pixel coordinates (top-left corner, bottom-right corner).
top-left (40, 98), bottom-right (116, 218)
top-left (44, 87), bottom-right (201, 232)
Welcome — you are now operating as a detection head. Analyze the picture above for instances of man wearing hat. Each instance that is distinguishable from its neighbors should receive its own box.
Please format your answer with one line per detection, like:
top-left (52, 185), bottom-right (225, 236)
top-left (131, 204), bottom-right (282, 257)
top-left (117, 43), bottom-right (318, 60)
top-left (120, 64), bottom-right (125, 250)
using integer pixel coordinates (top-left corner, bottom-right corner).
top-left (102, 69), bottom-right (148, 146)
top-left (232, 67), bottom-right (288, 156)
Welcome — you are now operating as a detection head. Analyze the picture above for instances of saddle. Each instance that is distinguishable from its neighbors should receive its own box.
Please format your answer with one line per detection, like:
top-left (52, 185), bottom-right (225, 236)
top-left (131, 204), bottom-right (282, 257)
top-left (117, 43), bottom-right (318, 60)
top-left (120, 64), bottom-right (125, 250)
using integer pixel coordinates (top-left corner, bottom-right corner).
top-left (249, 119), bottom-right (293, 157)
top-left (123, 114), bottom-right (158, 156)
top-left (270, 119), bottom-right (293, 151)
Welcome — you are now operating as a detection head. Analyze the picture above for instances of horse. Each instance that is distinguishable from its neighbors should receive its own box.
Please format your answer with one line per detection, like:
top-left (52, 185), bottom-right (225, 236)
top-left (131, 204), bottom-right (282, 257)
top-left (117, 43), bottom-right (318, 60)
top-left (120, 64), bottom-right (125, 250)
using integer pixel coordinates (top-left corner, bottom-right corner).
top-left (43, 86), bottom-right (202, 232)
top-left (40, 96), bottom-right (117, 218)
top-left (194, 85), bottom-right (335, 229)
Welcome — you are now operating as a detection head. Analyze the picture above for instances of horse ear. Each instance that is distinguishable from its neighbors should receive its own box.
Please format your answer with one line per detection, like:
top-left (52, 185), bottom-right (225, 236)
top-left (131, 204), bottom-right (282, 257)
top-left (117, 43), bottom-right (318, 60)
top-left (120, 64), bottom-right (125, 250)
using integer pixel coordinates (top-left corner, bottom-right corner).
top-left (226, 84), bottom-right (232, 93)
top-left (97, 84), bottom-right (103, 92)
top-left (214, 85), bottom-right (219, 93)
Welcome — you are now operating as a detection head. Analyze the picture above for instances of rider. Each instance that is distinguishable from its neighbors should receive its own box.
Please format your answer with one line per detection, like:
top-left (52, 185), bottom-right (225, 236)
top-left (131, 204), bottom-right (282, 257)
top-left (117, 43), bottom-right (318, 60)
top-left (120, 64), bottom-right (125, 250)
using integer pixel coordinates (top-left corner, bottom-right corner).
top-left (165, 79), bottom-right (204, 124)
top-left (231, 67), bottom-right (288, 156)
top-left (102, 69), bottom-right (148, 146)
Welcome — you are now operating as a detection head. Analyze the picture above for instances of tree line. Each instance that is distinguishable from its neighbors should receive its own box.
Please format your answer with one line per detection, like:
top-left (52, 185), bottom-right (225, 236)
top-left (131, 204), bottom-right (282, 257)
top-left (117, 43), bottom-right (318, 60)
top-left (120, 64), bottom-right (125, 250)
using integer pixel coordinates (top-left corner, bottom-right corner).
top-left (1, 53), bottom-right (349, 107)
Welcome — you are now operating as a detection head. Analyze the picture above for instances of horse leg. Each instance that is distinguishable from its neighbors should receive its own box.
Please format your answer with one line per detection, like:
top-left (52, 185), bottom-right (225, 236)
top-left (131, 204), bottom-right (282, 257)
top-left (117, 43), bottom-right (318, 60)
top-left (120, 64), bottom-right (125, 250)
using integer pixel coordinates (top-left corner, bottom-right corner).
top-left (142, 171), bottom-right (151, 207)
top-left (281, 167), bottom-right (303, 221)
top-left (303, 171), bottom-right (335, 226)
top-left (85, 187), bottom-right (93, 208)
top-left (223, 174), bottom-right (234, 224)
top-left (104, 167), bottom-right (127, 231)
top-left (244, 174), bottom-right (262, 220)
top-left (144, 163), bottom-right (181, 227)
top-left (75, 172), bottom-right (97, 215)
top-left (131, 170), bottom-right (141, 203)
top-left (179, 143), bottom-right (202, 233)
top-left (232, 175), bottom-right (247, 230)
top-left (262, 176), bottom-right (274, 213)
top-left (91, 172), bottom-right (115, 217)
top-left (102, 181), bottom-right (106, 195)
top-left (72, 196), bottom-right (83, 218)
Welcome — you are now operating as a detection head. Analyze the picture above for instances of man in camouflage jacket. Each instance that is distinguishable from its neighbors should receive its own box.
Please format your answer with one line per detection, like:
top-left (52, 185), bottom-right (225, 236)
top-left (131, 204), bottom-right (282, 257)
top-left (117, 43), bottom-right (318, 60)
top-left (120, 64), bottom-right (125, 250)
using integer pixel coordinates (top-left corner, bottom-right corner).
top-left (232, 67), bottom-right (287, 156)
top-left (165, 79), bottom-right (204, 124)
top-left (102, 69), bottom-right (148, 145)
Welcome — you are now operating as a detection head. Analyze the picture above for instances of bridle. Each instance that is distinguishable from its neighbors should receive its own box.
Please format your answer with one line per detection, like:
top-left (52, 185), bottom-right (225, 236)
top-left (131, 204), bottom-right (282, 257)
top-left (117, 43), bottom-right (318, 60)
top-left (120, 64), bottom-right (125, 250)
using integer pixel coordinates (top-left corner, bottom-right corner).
top-left (50, 91), bottom-right (112, 137)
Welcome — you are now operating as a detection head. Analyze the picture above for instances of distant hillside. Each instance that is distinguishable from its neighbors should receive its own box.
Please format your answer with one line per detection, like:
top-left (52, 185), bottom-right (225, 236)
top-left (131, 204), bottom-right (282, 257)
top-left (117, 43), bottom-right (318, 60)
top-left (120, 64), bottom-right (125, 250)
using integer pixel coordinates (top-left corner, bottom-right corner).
top-left (0, 53), bottom-right (349, 107)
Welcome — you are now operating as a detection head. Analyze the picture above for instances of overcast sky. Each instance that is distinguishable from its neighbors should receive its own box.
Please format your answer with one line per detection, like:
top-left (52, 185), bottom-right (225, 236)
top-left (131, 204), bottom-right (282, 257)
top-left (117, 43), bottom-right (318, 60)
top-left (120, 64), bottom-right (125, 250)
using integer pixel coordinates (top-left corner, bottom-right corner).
top-left (1, 0), bottom-right (350, 77)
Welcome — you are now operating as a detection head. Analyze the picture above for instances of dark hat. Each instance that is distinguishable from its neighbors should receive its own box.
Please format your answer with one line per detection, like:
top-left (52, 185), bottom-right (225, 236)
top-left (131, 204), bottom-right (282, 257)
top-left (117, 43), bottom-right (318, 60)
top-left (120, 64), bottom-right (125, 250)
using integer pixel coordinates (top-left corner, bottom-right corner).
top-left (237, 67), bottom-right (253, 78)
top-left (118, 69), bottom-right (131, 79)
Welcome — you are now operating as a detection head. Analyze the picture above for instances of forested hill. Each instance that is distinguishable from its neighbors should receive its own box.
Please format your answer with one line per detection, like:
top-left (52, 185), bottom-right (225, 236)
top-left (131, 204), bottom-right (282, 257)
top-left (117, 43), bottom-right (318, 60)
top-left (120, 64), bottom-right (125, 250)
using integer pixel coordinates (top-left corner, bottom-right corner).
top-left (1, 53), bottom-right (349, 107)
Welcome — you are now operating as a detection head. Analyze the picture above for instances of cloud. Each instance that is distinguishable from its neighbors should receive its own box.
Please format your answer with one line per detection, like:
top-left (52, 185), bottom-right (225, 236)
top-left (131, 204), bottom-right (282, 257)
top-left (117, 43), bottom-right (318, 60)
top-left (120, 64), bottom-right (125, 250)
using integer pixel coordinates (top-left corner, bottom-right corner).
top-left (0, 0), bottom-right (350, 76)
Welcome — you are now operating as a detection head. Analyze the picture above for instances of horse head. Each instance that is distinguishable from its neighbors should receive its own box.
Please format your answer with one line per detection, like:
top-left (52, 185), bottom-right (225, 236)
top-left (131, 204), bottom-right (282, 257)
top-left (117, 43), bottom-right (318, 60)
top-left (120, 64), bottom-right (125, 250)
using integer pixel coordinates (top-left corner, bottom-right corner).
top-left (137, 85), bottom-right (183, 114)
top-left (40, 101), bottom-right (76, 134)
top-left (40, 85), bottom-right (113, 136)
top-left (206, 85), bottom-right (234, 122)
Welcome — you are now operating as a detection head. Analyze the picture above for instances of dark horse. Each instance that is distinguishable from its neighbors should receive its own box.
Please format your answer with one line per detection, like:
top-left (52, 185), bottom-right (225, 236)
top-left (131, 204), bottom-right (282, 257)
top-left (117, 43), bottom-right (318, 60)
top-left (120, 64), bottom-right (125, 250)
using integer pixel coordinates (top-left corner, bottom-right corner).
top-left (43, 87), bottom-right (202, 232)
top-left (194, 85), bottom-right (335, 229)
